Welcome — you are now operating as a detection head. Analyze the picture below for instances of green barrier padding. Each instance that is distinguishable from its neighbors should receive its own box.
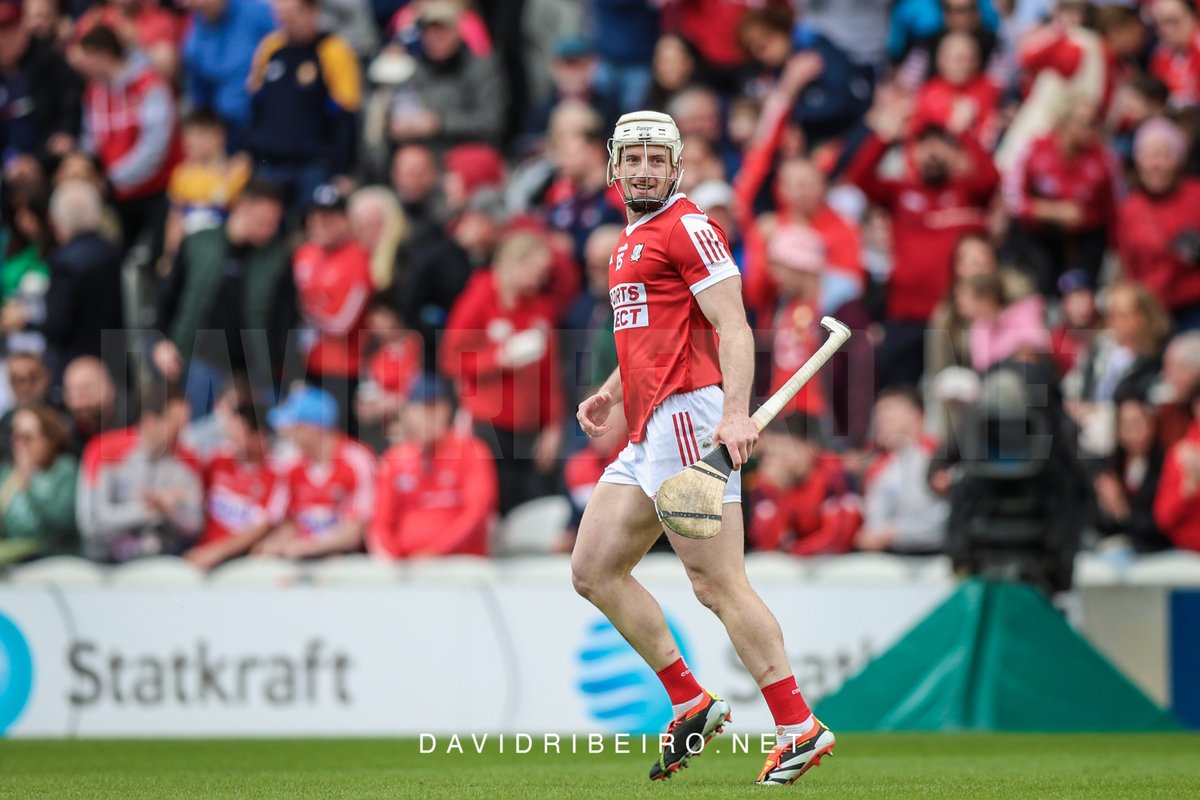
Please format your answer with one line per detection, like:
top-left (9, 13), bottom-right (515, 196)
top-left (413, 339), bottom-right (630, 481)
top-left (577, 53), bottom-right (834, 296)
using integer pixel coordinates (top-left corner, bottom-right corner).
top-left (815, 578), bottom-right (1182, 731)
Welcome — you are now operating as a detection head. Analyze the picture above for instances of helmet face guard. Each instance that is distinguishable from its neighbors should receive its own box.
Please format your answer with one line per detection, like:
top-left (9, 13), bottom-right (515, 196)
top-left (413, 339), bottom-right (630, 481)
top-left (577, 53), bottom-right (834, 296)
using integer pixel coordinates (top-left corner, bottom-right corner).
top-left (607, 112), bottom-right (685, 214)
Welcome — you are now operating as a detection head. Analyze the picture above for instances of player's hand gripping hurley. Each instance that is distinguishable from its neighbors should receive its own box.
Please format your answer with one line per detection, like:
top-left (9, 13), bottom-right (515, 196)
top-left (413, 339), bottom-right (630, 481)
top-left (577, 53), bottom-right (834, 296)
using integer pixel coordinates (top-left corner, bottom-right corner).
top-left (654, 316), bottom-right (852, 539)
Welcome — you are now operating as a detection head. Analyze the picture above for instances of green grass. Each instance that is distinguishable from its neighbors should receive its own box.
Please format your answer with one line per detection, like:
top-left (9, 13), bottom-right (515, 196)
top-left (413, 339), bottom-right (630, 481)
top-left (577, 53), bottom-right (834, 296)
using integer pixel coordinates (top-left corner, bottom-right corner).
top-left (1, 734), bottom-right (1199, 799)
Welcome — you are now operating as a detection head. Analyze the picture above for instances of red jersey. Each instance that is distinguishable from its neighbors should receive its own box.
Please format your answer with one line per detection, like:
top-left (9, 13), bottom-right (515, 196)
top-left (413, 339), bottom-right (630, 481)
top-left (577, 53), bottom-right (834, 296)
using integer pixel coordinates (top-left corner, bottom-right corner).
top-left (197, 450), bottom-right (285, 547)
top-left (770, 298), bottom-right (826, 419)
top-left (749, 454), bottom-right (861, 556)
top-left (279, 436), bottom-right (375, 539)
top-left (1150, 33), bottom-right (1200, 108)
top-left (1154, 422), bottom-right (1200, 552)
top-left (293, 240), bottom-right (373, 378)
top-left (367, 432), bottom-right (498, 559)
top-left (1003, 133), bottom-right (1120, 232)
top-left (1117, 179), bottom-right (1200, 312)
top-left (910, 76), bottom-right (1001, 151)
top-left (609, 194), bottom-right (740, 442)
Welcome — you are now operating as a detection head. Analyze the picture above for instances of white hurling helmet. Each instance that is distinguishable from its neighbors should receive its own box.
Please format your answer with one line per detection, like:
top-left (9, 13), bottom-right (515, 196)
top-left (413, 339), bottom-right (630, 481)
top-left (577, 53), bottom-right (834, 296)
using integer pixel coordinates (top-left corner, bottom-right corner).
top-left (606, 110), bottom-right (685, 213)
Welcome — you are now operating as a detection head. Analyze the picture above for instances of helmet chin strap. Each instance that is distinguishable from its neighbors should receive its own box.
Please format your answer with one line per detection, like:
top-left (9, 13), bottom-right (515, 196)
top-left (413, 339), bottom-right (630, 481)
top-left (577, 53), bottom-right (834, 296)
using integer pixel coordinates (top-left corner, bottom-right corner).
top-left (611, 142), bottom-right (682, 214)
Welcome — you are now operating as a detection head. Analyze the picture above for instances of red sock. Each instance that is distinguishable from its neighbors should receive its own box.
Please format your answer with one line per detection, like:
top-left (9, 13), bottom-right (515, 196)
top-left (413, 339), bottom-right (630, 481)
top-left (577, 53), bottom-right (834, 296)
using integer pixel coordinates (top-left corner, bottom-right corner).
top-left (761, 676), bottom-right (812, 726)
top-left (655, 658), bottom-right (704, 706)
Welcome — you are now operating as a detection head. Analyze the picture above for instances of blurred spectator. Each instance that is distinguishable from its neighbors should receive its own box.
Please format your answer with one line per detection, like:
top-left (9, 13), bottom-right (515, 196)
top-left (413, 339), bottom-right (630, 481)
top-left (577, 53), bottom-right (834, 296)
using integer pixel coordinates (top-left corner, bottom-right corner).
top-left (153, 179), bottom-right (295, 418)
top-left (347, 185), bottom-right (407, 290)
top-left (50, 151), bottom-right (123, 244)
top-left (1149, 0), bottom-right (1200, 109)
top-left (0, 352), bottom-right (54, 463)
top-left (24, 0), bottom-right (71, 49)
top-left (1049, 268), bottom-right (1101, 378)
top-left (293, 183), bottom-right (373, 435)
top-left (1153, 385), bottom-right (1200, 552)
top-left (383, 0), bottom-right (492, 57)
top-left (75, 0), bottom-right (183, 81)
top-left (185, 388), bottom-right (285, 570)
top-left (356, 298), bottom-right (421, 449)
top-left (62, 356), bottom-right (121, 455)
top-left (1065, 280), bottom-right (1169, 458)
top-left (805, 0), bottom-right (891, 70)
top-left (76, 381), bottom-right (203, 562)
top-left (749, 414), bottom-right (861, 556)
top-left (246, 0), bottom-right (361, 208)
top-left (441, 142), bottom-right (505, 219)
top-left (666, 87), bottom-right (737, 176)
top-left (910, 30), bottom-right (999, 150)
top-left (959, 270), bottom-right (1049, 373)
top-left (738, 5), bottom-right (873, 147)
top-left (888, 0), bottom-right (999, 66)
top-left (664, 0), bottom-right (782, 87)
top-left (180, 377), bottom-right (240, 459)
top-left (857, 386), bottom-right (949, 555)
top-left (543, 105), bottom-right (624, 265)
top-left (390, 142), bottom-right (446, 239)
top-left (321, 0), bottom-right (378, 59)
top-left (1095, 395), bottom-right (1171, 554)
top-left (644, 33), bottom-right (698, 111)
top-left (74, 24), bottom-right (182, 250)
top-left (389, 0), bottom-right (505, 148)
top-left (162, 110), bottom-right (251, 271)
top-left (524, 35), bottom-right (620, 140)
top-left (0, 0), bottom-right (82, 166)
top-left (442, 231), bottom-right (565, 514)
top-left (590, 0), bottom-right (658, 113)
top-left (847, 88), bottom-right (999, 388)
top-left (1118, 117), bottom-right (1200, 330)
top-left (182, 0), bottom-right (277, 146)
top-left (0, 178), bottom-right (51, 355)
top-left (1152, 331), bottom-right (1200, 448)
top-left (4, 180), bottom-right (124, 380)
top-left (1003, 96), bottom-right (1119, 294)
top-left (367, 376), bottom-right (497, 559)
top-left (0, 403), bottom-right (79, 563)
top-left (255, 385), bottom-right (374, 558)
top-left (559, 398), bottom-right (627, 552)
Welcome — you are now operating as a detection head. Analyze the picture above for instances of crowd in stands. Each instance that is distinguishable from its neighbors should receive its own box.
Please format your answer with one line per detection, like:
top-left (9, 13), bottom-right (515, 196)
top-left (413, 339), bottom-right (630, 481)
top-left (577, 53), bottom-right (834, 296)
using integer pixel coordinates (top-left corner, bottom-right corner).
top-left (4, 0), bottom-right (1200, 579)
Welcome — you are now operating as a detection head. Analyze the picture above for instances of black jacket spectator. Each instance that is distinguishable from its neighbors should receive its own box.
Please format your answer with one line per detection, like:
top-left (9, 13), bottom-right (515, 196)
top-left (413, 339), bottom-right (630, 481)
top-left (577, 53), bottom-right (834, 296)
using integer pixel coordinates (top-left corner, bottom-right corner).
top-left (0, 17), bottom-right (83, 163)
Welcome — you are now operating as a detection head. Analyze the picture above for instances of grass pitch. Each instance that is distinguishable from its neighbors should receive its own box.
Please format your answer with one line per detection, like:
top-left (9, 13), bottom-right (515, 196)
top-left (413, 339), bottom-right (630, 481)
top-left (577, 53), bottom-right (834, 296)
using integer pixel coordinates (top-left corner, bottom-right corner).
top-left (2, 734), bottom-right (1199, 799)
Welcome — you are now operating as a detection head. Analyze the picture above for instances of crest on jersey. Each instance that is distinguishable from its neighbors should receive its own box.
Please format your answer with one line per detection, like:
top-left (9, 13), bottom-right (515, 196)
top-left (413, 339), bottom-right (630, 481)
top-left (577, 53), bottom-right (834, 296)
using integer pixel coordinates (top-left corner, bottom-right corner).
top-left (631, 243), bottom-right (644, 262)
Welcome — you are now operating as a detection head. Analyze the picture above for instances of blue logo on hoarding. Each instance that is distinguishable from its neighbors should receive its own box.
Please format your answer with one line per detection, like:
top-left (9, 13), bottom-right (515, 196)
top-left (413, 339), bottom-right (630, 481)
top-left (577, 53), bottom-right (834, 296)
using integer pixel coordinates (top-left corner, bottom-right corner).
top-left (576, 615), bottom-right (691, 734)
top-left (0, 611), bottom-right (33, 734)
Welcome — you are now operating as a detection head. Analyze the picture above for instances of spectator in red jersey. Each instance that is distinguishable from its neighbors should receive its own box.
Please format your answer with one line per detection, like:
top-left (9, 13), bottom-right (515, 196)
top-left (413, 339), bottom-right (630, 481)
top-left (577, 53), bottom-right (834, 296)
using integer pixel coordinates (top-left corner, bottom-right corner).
top-left (1155, 332), bottom-right (1200, 449)
top-left (355, 299), bottom-right (422, 452)
top-left (184, 390), bottom-right (285, 571)
top-left (749, 414), bottom-right (861, 556)
top-left (910, 31), bottom-right (1000, 150)
top-left (293, 184), bottom-right (374, 436)
top-left (1153, 385), bottom-right (1200, 551)
top-left (76, 381), bottom-right (203, 562)
top-left (846, 87), bottom-right (999, 389)
top-left (367, 376), bottom-right (497, 560)
top-left (662, 0), bottom-right (791, 85)
top-left (1150, 0), bottom-right (1200, 108)
top-left (856, 386), bottom-right (949, 555)
top-left (441, 231), bottom-right (564, 514)
top-left (73, 24), bottom-right (181, 253)
top-left (74, 0), bottom-right (182, 81)
top-left (255, 385), bottom-right (374, 559)
top-left (1003, 95), bottom-right (1119, 296)
top-left (1119, 117), bottom-right (1200, 330)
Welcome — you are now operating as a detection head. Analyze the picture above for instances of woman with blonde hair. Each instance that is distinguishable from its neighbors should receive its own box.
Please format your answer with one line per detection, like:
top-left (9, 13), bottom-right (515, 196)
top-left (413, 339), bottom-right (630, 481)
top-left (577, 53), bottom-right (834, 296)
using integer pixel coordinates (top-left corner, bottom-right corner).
top-left (348, 186), bottom-right (409, 291)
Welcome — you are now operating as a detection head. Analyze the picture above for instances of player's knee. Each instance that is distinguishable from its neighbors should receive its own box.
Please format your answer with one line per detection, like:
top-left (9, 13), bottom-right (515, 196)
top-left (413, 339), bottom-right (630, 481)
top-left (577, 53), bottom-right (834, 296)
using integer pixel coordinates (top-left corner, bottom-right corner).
top-left (571, 560), bottom-right (605, 603)
top-left (690, 576), bottom-right (724, 614)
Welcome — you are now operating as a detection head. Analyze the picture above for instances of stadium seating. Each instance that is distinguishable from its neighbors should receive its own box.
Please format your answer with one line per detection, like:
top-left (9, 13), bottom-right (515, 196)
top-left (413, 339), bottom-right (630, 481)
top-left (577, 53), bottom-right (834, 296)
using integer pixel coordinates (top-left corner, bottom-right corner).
top-left (405, 555), bottom-right (497, 585)
top-left (496, 555), bottom-right (573, 584)
top-left (7, 556), bottom-right (107, 588)
top-left (806, 552), bottom-right (916, 585)
top-left (308, 554), bottom-right (407, 587)
top-left (208, 557), bottom-right (307, 588)
top-left (108, 556), bottom-right (206, 588)
top-left (492, 496), bottom-right (572, 556)
top-left (744, 551), bottom-right (812, 583)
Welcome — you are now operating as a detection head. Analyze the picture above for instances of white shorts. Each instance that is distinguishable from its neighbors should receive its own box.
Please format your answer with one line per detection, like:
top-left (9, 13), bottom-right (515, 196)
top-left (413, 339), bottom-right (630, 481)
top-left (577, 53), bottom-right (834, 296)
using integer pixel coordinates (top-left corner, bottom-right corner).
top-left (599, 385), bottom-right (742, 504)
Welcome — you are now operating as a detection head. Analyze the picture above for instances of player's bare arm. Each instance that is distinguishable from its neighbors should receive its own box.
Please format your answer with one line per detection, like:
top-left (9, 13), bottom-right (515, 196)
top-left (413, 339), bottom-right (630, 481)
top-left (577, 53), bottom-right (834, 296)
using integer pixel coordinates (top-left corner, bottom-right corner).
top-left (695, 277), bottom-right (758, 469)
top-left (577, 367), bottom-right (622, 438)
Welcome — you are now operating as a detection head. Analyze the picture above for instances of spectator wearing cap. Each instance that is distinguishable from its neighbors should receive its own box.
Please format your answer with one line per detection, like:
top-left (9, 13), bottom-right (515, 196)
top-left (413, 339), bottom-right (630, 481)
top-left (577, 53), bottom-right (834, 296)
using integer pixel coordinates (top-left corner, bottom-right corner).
top-left (1119, 117), bottom-right (1200, 330)
top-left (590, 0), bottom-right (658, 114)
top-left (1050, 268), bottom-right (1101, 379)
top-left (388, 0), bottom-right (506, 149)
top-left (524, 35), bottom-right (620, 142)
top-left (184, 387), bottom-right (286, 571)
top-left (847, 89), bottom-right (998, 389)
top-left (255, 385), bottom-right (375, 558)
top-left (0, 0), bottom-right (82, 168)
top-left (73, 24), bottom-right (183, 250)
top-left (441, 142), bottom-right (505, 218)
top-left (1149, 0), bottom-right (1200, 109)
top-left (76, 381), bottom-right (203, 562)
top-left (154, 180), bottom-right (297, 418)
top-left (246, 0), bottom-right (361, 210)
top-left (1003, 95), bottom-right (1120, 296)
top-left (441, 231), bottom-right (565, 514)
top-left (367, 376), bottom-right (497, 559)
top-left (182, 0), bottom-right (277, 148)
top-left (749, 414), bottom-right (861, 556)
top-left (293, 184), bottom-right (374, 436)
